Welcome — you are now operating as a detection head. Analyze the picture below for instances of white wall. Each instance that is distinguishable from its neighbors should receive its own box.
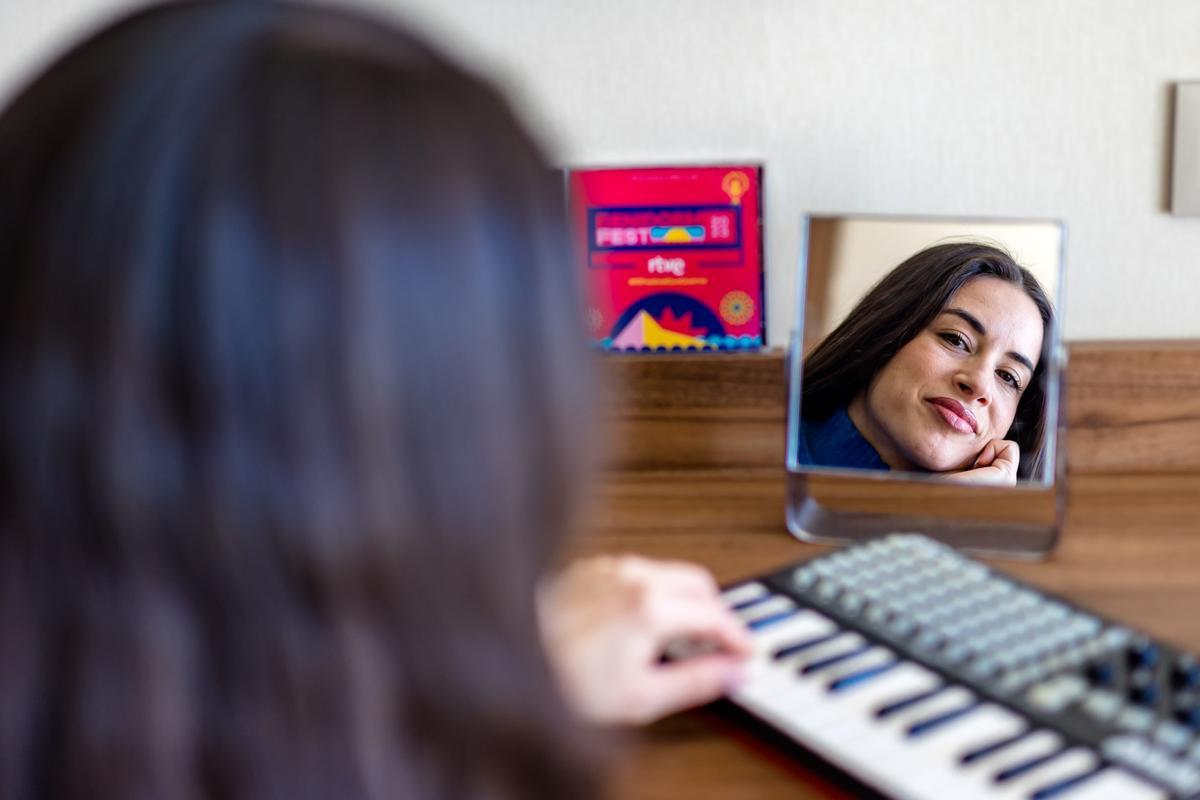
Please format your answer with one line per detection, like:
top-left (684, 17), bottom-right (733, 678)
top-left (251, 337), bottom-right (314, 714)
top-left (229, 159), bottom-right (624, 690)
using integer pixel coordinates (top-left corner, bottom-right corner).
top-left (4, 0), bottom-right (1199, 345)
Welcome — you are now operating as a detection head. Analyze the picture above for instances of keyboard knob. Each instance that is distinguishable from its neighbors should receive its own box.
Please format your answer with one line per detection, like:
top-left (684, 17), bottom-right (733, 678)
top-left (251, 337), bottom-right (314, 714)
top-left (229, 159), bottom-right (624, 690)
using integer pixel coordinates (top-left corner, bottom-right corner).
top-left (1172, 657), bottom-right (1200, 690)
top-left (1132, 685), bottom-right (1160, 705)
top-left (1128, 670), bottom-right (1159, 705)
top-left (1127, 639), bottom-right (1160, 669)
top-left (1086, 660), bottom-right (1117, 686)
top-left (1174, 706), bottom-right (1200, 730)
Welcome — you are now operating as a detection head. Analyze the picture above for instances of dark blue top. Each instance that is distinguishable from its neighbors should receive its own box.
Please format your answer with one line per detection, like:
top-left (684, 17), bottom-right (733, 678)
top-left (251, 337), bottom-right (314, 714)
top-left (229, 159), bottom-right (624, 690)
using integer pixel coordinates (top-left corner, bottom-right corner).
top-left (797, 407), bottom-right (889, 471)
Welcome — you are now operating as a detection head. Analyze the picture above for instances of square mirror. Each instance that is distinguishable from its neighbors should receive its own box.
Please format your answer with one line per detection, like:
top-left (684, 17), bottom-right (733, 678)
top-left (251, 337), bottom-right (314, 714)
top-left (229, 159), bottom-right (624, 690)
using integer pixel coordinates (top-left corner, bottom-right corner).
top-left (786, 215), bottom-right (1066, 558)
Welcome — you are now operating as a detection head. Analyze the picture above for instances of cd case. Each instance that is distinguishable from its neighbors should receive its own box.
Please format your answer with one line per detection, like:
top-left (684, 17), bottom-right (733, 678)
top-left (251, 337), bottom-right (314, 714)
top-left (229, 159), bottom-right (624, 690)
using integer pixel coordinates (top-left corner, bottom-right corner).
top-left (568, 165), bottom-right (765, 352)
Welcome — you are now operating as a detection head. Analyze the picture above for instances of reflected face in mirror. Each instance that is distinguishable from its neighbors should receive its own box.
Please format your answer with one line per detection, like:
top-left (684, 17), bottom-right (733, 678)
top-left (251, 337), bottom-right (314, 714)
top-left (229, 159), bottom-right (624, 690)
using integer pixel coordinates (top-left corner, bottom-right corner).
top-left (799, 241), bottom-right (1055, 484)
top-left (846, 276), bottom-right (1044, 476)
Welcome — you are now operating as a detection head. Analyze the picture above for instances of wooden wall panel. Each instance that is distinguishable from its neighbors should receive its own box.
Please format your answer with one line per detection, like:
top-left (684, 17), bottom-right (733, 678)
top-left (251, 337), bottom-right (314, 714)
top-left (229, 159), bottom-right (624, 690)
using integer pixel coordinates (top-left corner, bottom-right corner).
top-left (598, 342), bottom-right (1200, 474)
top-left (597, 352), bottom-right (787, 472)
top-left (1066, 341), bottom-right (1200, 473)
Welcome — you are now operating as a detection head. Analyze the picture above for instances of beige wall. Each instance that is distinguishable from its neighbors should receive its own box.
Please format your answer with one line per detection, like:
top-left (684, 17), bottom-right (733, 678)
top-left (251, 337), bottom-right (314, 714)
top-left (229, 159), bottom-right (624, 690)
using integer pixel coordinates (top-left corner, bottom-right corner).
top-left (807, 218), bottom-right (1063, 344)
top-left (4, 0), bottom-right (1199, 345)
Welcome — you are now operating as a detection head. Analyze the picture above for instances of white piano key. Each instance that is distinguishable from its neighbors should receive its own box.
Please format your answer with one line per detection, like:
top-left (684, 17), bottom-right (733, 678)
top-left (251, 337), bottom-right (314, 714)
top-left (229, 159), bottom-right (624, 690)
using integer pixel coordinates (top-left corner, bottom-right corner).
top-left (736, 612), bottom-right (839, 699)
top-left (871, 685), bottom-right (976, 732)
top-left (837, 710), bottom-right (988, 797)
top-left (733, 669), bottom-right (812, 711)
top-left (817, 686), bottom-right (976, 796)
top-left (736, 633), bottom-right (868, 713)
top-left (901, 704), bottom-right (1029, 796)
top-left (821, 646), bottom-right (897, 685)
top-left (788, 633), bottom-right (867, 672)
top-left (745, 609), bottom-right (837, 662)
top-left (993, 747), bottom-right (1098, 800)
top-left (803, 684), bottom-right (974, 785)
top-left (722, 581), bottom-right (768, 607)
top-left (734, 656), bottom-right (935, 740)
top-left (1052, 767), bottom-right (1167, 800)
top-left (979, 728), bottom-right (1063, 773)
top-left (787, 661), bottom-right (944, 734)
top-left (736, 672), bottom-right (952, 800)
top-left (919, 729), bottom-right (1063, 799)
top-left (738, 594), bottom-right (795, 624)
top-left (781, 646), bottom-right (899, 717)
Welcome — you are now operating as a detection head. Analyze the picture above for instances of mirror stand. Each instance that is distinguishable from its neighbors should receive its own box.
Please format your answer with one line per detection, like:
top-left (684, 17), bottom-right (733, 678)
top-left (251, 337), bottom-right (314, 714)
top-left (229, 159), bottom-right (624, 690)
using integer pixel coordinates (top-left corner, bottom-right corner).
top-left (785, 471), bottom-right (1066, 560)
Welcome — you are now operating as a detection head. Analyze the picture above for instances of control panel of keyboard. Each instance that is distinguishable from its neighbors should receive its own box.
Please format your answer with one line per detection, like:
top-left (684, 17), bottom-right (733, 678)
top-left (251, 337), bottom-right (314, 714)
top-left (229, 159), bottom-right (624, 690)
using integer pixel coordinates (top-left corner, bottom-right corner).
top-left (723, 534), bottom-right (1198, 800)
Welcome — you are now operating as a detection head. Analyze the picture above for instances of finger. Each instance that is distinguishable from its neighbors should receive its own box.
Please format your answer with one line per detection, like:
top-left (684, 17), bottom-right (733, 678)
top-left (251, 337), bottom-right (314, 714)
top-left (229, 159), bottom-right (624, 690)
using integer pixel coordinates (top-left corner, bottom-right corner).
top-left (618, 557), bottom-right (720, 598)
top-left (634, 654), bottom-right (746, 723)
top-left (641, 591), bottom-right (753, 657)
top-left (994, 440), bottom-right (1020, 466)
top-left (992, 441), bottom-right (1020, 484)
top-left (973, 440), bottom-right (999, 468)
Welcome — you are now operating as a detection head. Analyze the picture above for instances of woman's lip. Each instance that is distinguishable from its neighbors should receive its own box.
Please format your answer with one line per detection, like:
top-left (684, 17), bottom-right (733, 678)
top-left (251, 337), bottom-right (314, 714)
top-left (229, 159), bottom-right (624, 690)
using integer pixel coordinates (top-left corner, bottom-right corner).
top-left (928, 397), bottom-right (978, 434)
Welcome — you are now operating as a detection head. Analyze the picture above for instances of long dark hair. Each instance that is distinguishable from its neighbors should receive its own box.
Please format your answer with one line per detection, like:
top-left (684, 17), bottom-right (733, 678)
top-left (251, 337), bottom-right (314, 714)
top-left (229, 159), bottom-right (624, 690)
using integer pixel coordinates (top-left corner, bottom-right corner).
top-left (802, 242), bottom-right (1054, 480)
top-left (0, 3), bottom-right (600, 798)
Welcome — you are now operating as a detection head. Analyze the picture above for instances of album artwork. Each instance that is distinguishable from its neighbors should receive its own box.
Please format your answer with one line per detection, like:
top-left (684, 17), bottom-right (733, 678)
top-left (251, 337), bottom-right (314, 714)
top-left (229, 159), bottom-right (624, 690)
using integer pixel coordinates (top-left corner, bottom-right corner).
top-left (567, 165), bottom-right (764, 351)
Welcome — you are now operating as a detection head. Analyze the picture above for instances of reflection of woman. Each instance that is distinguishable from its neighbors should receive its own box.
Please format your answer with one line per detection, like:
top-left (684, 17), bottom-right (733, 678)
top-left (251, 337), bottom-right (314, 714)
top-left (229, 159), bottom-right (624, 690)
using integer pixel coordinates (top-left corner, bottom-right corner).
top-left (800, 243), bottom-right (1054, 485)
top-left (0, 4), bottom-right (749, 797)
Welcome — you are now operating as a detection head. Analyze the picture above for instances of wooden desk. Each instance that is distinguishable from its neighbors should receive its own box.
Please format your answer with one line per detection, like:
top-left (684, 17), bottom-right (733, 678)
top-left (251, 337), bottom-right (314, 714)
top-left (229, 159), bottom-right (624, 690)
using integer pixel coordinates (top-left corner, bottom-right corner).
top-left (580, 346), bottom-right (1200, 799)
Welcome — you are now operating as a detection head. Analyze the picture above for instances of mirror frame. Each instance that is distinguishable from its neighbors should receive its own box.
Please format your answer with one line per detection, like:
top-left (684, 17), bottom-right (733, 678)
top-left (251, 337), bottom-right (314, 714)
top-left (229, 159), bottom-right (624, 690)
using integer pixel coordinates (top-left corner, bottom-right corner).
top-left (785, 213), bottom-right (1068, 559)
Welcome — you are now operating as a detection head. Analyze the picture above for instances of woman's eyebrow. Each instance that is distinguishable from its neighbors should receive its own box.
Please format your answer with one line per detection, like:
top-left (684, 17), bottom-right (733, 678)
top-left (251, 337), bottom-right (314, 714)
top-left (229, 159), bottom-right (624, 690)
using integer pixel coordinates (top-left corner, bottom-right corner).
top-left (1008, 351), bottom-right (1036, 374)
top-left (945, 307), bottom-right (986, 335)
top-left (944, 308), bottom-right (1035, 373)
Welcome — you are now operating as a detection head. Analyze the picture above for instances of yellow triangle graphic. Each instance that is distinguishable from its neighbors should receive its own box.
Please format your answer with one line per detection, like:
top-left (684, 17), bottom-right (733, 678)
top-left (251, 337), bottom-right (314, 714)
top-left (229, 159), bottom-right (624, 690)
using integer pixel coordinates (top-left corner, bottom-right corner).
top-left (642, 313), bottom-right (711, 348)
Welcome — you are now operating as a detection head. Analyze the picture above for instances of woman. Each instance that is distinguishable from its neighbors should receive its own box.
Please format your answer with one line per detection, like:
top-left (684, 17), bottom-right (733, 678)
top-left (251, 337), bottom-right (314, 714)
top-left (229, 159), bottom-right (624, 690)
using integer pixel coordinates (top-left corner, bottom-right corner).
top-left (799, 242), bottom-right (1054, 485)
top-left (0, 3), bottom-right (748, 798)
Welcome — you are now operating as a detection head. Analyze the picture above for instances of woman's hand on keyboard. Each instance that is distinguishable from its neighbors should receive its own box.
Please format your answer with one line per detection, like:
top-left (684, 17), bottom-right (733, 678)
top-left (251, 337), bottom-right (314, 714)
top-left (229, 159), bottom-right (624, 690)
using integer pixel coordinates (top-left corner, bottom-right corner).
top-left (538, 555), bottom-right (752, 726)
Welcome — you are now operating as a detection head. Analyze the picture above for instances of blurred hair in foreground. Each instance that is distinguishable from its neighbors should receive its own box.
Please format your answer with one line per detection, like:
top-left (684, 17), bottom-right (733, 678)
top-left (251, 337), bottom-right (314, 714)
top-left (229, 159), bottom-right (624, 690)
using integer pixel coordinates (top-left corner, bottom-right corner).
top-left (0, 2), bottom-right (599, 798)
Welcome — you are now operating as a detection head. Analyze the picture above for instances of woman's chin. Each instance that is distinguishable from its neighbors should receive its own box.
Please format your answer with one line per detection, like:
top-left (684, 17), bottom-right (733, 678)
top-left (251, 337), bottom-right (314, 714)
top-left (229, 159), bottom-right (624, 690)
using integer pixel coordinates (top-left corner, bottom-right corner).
top-left (907, 449), bottom-right (974, 474)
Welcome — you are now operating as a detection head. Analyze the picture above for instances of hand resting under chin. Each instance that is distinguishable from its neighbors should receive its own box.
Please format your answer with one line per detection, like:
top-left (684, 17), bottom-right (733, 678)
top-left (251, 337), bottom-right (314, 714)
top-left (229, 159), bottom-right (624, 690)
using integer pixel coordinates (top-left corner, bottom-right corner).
top-left (942, 438), bottom-right (1020, 486)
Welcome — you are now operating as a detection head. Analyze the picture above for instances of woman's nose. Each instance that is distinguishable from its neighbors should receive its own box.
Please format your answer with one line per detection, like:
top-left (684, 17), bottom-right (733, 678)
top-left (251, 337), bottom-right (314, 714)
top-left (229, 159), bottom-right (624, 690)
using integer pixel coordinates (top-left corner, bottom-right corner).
top-left (955, 369), bottom-right (991, 405)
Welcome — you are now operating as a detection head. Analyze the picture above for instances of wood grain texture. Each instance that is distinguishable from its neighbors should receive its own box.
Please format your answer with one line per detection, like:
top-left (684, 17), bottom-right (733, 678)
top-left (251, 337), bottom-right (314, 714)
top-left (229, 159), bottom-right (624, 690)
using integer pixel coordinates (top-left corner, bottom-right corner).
top-left (577, 468), bottom-right (1200, 800)
top-left (599, 341), bottom-right (1200, 474)
top-left (597, 351), bottom-right (787, 471)
top-left (1066, 341), bottom-right (1200, 472)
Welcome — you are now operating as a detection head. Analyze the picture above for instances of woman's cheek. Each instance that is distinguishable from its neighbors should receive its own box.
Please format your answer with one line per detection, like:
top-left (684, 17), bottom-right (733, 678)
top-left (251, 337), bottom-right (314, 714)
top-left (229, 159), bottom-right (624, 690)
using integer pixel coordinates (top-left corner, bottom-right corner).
top-left (995, 400), bottom-right (1019, 437)
top-left (918, 440), bottom-right (974, 473)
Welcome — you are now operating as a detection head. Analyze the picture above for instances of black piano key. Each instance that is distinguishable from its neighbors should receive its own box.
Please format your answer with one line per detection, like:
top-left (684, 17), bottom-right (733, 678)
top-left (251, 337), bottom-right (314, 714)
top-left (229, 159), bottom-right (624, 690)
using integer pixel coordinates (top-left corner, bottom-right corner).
top-left (730, 595), bottom-right (771, 612)
top-left (748, 609), bottom-right (798, 631)
top-left (1085, 660), bottom-right (1116, 687)
top-left (905, 701), bottom-right (979, 738)
top-left (799, 644), bottom-right (872, 676)
top-left (1126, 639), bottom-right (1160, 669)
top-left (993, 749), bottom-right (1062, 783)
top-left (827, 660), bottom-right (898, 693)
top-left (959, 730), bottom-right (1029, 765)
top-left (771, 631), bottom-right (841, 661)
top-left (1175, 705), bottom-right (1200, 729)
top-left (1172, 657), bottom-right (1200, 690)
top-left (874, 686), bottom-right (945, 719)
top-left (1029, 767), bottom-right (1104, 800)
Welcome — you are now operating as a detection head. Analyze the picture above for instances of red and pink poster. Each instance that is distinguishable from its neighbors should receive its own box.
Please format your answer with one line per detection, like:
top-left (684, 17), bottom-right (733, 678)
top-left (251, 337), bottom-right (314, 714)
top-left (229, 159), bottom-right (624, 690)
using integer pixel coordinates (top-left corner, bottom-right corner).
top-left (568, 165), bottom-right (764, 351)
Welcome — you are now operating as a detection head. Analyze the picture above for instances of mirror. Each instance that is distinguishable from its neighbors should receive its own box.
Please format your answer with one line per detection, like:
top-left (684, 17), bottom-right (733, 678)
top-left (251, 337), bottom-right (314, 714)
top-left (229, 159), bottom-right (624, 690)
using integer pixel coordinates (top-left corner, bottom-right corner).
top-left (786, 215), bottom-right (1066, 557)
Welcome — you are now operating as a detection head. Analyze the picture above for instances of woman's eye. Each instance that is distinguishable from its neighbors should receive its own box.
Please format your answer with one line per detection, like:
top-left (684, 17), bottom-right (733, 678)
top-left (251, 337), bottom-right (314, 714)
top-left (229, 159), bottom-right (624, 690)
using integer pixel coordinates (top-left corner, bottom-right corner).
top-left (998, 370), bottom-right (1023, 391)
top-left (940, 332), bottom-right (968, 349)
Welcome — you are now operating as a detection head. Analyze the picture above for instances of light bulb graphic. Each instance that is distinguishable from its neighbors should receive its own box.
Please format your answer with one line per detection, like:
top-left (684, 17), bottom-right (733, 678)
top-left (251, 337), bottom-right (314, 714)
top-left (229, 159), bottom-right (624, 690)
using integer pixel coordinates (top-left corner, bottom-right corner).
top-left (721, 170), bottom-right (749, 205)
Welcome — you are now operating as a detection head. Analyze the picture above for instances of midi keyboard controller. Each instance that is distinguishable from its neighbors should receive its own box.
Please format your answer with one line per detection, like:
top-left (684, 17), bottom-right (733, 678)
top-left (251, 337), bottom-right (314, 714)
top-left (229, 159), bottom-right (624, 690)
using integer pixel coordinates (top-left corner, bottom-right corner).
top-left (722, 534), bottom-right (1200, 800)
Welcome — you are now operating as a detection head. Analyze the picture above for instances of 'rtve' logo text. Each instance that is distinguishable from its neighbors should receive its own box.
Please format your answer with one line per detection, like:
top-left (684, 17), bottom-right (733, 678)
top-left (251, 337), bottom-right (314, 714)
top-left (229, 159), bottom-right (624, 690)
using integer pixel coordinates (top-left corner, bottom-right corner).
top-left (647, 256), bottom-right (686, 276)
